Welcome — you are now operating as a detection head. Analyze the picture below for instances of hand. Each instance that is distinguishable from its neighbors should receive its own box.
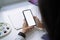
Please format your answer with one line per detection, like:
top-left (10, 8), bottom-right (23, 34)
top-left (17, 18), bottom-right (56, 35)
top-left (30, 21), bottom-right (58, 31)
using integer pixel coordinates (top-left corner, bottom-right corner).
top-left (33, 16), bottom-right (44, 29)
top-left (21, 20), bottom-right (34, 34)
top-left (21, 16), bottom-right (44, 33)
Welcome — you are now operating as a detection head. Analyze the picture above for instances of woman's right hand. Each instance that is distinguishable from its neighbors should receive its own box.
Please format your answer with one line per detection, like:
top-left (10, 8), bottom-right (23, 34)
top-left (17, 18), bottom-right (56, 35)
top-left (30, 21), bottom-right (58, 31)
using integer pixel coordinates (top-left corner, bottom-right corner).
top-left (33, 16), bottom-right (44, 29)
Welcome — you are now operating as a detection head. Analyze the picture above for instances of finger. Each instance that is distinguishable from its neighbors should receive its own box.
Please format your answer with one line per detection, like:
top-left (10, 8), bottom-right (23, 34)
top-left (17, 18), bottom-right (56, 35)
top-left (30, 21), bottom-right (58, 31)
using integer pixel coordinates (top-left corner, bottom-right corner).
top-left (33, 16), bottom-right (39, 22)
top-left (23, 19), bottom-right (28, 28)
top-left (29, 26), bottom-right (34, 31)
top-left (33, 16), bottom-right (43, 28)
top-left (28, 26), bottom-right (34, 29)
top-left (33, 16), bottom-right (37, 20)
top-left (23, 19), bottom-right (26, 24)
top-left (33, 16), bottom-right (40, 23)
top-left (23, 19), bottom-right (26, 26)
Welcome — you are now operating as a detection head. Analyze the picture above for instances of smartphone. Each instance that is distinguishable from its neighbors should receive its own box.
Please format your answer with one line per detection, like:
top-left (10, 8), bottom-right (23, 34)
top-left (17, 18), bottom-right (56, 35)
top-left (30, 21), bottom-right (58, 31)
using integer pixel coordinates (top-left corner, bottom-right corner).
top-left (23, 9), bottom-right (36, 26)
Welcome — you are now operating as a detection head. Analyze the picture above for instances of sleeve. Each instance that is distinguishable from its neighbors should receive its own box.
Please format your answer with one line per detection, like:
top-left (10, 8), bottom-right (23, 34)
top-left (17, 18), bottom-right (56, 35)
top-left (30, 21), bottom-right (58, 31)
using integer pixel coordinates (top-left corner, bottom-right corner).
top-left (42, 34), bottom-right (49, 40)
top-left (15, 32), bottom-right (26, 40)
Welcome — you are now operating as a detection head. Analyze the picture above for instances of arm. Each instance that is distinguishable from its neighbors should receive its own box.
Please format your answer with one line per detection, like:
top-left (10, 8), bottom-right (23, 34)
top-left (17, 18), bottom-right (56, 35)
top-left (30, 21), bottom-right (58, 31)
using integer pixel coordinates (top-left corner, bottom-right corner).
top-left (15, 20), bottom-right (34, 40)
top-left (16, 16), bottom-right (44, 40)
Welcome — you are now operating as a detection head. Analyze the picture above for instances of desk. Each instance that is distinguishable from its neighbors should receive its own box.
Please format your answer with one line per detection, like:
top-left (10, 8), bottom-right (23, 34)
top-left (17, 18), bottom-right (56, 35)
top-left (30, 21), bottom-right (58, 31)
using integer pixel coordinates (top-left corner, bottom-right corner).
top-left (0, 1), bottom-right (46, 40)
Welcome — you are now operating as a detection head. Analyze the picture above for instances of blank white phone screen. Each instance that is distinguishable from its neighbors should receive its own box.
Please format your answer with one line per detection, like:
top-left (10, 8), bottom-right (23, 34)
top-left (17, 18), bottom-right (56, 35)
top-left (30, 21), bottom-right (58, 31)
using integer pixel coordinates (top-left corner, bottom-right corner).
top-left (23, 10), bottom-right (36, 26)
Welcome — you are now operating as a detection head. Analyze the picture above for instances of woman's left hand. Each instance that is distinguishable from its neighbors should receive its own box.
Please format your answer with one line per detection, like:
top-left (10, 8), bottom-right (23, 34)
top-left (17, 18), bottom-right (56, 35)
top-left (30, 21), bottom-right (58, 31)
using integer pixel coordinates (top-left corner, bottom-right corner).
top-left (21, 20), bottom-right (34, 34)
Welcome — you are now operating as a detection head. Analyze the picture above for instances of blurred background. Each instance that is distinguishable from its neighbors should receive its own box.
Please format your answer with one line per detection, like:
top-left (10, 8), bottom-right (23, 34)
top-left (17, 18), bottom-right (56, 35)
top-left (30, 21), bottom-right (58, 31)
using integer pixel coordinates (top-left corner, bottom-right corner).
top-left (0, 0), bottom-right (38, 9)
top-left (0, 0), bottom-right (27, 7)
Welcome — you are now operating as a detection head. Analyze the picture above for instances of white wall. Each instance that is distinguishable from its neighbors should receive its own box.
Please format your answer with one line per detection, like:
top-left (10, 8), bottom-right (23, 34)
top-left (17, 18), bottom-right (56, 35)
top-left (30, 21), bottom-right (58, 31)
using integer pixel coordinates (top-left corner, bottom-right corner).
top-left (0, 0), bottom-right (28, 8)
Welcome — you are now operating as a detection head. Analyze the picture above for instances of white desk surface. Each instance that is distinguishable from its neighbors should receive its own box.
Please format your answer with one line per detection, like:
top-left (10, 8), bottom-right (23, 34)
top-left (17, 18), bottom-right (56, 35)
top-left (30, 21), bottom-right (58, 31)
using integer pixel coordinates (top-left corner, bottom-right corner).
top-left (0, 1), bottom-right (46, 40)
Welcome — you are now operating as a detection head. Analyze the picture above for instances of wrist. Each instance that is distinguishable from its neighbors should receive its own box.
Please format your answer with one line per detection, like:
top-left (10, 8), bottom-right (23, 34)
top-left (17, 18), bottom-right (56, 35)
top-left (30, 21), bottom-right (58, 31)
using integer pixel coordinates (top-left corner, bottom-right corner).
top-left (19, 29), bottom-right (27, 34)
top-left (18, 29), bottom-right (26, 38)
top-left (21, 29), bottom-right (27, 33)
